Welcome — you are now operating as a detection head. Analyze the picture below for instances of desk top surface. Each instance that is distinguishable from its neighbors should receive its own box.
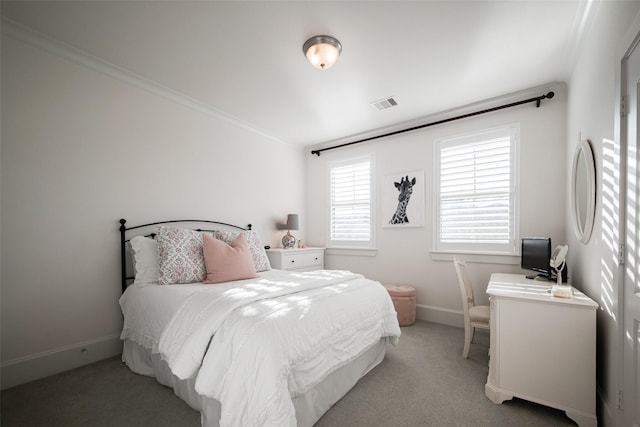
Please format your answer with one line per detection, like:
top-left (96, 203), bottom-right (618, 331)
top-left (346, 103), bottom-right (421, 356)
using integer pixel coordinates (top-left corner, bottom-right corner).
top-left (487, 273), bottom-right (598, 308)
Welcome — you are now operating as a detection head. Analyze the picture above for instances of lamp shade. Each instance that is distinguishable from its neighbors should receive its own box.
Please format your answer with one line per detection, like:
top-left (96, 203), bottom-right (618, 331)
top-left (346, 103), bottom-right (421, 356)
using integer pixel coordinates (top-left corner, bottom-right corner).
top-left (285, 214), bottom-right (299, 230)
top-left (303, 35), bottom-right (342, 70)
top-left (277, 214), bottom-right (299, 231)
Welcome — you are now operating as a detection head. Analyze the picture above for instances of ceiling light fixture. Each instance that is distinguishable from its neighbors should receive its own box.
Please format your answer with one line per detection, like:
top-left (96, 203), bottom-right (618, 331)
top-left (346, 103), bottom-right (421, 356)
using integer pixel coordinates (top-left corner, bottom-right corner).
top-left (303, 35), bottom-right (342, 70)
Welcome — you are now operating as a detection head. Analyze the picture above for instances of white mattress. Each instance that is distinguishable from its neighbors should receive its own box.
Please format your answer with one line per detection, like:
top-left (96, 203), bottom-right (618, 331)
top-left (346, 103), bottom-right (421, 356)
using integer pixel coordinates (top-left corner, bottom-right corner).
top-left (119, 269), bottom-right (401, 427)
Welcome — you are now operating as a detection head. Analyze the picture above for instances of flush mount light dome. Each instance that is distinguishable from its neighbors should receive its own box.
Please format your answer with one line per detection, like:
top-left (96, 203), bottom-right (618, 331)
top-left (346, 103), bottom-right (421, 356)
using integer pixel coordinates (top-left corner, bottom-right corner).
top-left (303, 35), bottom-right (342, 70)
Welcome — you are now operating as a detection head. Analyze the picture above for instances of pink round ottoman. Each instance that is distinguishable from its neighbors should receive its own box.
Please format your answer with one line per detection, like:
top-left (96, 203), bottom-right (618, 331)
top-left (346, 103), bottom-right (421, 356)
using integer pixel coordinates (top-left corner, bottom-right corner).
top-left (385, 284), bottom-right (416, 326)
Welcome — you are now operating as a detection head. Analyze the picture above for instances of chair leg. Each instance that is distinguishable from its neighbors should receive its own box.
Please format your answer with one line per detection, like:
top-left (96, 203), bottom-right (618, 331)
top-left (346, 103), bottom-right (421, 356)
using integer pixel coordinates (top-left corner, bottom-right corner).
top-left (463, 323), bottom-right (471, 359)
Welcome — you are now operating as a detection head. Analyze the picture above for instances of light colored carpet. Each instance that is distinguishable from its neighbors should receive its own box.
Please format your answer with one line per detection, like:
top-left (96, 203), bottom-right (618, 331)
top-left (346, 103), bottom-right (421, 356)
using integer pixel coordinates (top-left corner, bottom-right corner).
top-left (1, 321), bottom-right (576, 426)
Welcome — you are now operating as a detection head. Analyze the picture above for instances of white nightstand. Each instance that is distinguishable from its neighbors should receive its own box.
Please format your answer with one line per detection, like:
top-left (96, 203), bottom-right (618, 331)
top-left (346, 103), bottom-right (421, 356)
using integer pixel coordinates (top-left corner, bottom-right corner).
top-left (266, 247), bottom-right (325, 272)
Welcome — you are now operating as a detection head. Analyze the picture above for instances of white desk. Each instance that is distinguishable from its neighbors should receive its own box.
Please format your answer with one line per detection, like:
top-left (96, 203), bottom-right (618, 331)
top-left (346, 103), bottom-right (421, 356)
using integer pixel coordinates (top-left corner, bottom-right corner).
top-left (485, 273), bottom-right (598, 427)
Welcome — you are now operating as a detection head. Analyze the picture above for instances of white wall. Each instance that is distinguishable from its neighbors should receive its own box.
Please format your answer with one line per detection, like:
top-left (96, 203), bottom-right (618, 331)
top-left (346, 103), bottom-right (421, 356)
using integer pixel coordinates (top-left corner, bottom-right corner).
top-left (305, 82), bottom-right (567, 326)
top-left (0, 31), bottom-right (306, 388)
top-left (565, 2), bottom-right (640, 425)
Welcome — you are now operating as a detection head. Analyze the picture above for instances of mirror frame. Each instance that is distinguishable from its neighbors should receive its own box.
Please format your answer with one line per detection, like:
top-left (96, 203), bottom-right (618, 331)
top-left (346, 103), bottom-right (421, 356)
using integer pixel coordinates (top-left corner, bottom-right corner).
top-left (571, 139), bottom-right (596, 244)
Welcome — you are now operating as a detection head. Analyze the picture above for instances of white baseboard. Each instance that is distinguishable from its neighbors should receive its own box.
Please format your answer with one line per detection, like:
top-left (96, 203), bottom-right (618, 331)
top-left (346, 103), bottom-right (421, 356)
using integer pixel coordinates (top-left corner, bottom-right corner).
top-left (416, 304), bottom-right (464, 328)
top-left (0, 307), bottom-right (457, 391)
top-left (1, 335), bottom-right (122, 390)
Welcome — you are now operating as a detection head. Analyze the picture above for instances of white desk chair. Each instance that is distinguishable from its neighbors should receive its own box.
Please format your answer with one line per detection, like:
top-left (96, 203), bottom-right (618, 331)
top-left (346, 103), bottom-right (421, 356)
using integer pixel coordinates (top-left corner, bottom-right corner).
top-left (453, 256), bottom-right (490, 358)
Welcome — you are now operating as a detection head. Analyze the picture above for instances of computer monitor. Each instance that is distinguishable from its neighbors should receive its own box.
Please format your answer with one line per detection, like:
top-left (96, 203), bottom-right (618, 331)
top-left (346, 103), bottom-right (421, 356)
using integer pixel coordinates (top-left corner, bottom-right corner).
top-left (521, 237), bottom-right (552, 279)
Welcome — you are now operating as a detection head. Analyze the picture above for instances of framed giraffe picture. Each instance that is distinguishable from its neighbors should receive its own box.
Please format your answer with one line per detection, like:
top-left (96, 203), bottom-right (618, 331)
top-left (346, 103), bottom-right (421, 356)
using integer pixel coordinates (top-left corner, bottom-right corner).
top-left (381, 170), bottom-right (425, 227)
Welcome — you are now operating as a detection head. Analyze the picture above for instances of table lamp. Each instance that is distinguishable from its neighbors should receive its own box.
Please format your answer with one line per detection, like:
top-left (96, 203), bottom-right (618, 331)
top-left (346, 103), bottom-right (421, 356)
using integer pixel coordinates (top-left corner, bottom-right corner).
top-left (277, 214), bottom-right (299, 248)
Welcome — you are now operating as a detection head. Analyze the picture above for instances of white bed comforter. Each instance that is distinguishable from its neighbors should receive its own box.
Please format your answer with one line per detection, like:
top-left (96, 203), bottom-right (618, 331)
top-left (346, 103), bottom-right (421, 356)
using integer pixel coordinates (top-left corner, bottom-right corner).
top-left (120, 269), bottom-right (400, 427)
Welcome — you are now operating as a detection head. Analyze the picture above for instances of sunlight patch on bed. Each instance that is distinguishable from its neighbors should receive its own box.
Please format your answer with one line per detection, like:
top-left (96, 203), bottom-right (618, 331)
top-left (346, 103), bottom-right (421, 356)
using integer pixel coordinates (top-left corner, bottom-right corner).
top-left (324, 283), bottom-right (351, 294)
top-left (258, 299), bottom-right (292, 319)
top-left (223, 287), bottom-right (259, 299)
top-left (240, 305), bottom-right (259, 317)
top-left (291, 270), bottom-right (358, 281)
top-left (284, 294), bottom-right (311, 318)
top-left (222, 279), bottom-right (304, 299)
top-left (252, 278), bottom-right (304, 288)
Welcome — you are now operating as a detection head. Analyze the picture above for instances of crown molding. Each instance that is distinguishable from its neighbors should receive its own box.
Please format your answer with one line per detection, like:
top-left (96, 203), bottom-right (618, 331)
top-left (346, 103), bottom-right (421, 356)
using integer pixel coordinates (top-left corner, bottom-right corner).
top-left (1, 17), bottom-right (288, 146)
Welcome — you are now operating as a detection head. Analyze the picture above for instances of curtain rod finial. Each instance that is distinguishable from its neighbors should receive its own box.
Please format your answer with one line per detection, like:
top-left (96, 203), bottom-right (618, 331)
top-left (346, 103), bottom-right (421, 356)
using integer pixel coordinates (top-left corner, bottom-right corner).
top-left (537, 91), bottom-right (555, 107)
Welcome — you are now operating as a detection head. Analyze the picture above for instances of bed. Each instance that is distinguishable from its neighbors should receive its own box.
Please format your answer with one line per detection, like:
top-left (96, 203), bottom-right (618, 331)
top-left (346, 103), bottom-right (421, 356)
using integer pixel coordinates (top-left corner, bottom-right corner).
top-left (118, 218), bottom-right (401, 427)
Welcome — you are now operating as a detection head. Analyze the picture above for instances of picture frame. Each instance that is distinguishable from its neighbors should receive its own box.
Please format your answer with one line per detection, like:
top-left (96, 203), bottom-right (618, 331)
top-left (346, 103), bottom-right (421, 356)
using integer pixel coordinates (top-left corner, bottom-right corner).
top-left (382, 170), bottom-right (425, 227)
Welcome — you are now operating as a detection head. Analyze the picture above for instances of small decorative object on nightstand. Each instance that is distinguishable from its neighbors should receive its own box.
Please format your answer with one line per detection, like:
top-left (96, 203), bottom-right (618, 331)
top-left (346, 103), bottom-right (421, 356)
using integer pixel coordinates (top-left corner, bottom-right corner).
top-left (266, 247), bottom-right (324, 272)
top-left (276, 214), bottom-right (299, 249)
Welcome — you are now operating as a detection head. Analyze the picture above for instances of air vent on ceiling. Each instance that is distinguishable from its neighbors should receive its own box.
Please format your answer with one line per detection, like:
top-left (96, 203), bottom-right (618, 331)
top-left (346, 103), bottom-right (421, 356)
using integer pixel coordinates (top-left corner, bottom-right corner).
top-left (371, 97), bottom-right (398, 111)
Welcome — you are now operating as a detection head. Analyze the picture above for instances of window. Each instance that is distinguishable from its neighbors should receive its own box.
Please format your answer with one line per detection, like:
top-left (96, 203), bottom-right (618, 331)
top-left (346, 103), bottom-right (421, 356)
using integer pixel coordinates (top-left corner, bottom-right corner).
top-left (434, 124), bottom-right (519, 254)
top-left (328, 154), bottom-right (374, 248)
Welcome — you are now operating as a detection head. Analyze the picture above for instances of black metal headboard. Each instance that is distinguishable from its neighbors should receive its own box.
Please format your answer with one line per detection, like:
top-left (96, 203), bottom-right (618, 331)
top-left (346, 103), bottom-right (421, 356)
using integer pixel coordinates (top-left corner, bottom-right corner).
top-left (119, 218), bottom-right (252, 293)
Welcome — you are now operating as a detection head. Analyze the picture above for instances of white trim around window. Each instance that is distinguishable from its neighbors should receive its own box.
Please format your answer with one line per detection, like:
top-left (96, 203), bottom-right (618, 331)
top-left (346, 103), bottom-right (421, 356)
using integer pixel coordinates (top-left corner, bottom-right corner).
top-left (327, 154), bottom-right (375, 249)
top-left (433, 123), bottom-right (520, 256)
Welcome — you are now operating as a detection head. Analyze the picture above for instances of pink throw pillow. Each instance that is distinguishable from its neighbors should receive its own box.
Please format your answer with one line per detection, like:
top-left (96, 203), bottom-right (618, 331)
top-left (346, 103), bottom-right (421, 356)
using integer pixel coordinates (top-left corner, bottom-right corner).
top-left (202, 232), bottom-right (258, 284)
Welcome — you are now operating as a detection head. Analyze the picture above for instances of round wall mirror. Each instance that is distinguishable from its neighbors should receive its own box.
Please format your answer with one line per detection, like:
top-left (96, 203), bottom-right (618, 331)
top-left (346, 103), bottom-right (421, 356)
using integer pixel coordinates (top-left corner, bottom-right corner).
top-left (571, 139), bottom-right (596, 243)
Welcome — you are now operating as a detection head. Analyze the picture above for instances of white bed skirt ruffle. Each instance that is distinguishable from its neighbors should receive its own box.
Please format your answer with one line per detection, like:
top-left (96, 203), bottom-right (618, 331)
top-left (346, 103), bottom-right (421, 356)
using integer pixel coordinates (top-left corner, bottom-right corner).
top-left (122, 338), bottom-right (388, 427)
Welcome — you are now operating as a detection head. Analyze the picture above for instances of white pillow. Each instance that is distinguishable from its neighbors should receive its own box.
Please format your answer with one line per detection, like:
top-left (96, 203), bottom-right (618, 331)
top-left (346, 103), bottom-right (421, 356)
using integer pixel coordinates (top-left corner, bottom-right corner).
top-left (130, 236), bottom-right (159, 285)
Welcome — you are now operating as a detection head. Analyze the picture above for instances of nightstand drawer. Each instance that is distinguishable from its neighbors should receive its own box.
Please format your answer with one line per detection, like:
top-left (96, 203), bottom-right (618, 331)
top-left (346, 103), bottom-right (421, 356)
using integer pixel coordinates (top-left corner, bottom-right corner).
top-left (265, 247), bottom-right (325, 272)
top-left (281, 251), bottom-right (323, 270)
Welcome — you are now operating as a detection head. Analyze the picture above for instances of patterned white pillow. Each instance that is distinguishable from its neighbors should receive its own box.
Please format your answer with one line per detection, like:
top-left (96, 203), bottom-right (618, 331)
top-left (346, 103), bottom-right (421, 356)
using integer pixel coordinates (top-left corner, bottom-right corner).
top-left (214, 230), bottom-right (271, 272)
top-left (157, 226), bottom-right (206, 285)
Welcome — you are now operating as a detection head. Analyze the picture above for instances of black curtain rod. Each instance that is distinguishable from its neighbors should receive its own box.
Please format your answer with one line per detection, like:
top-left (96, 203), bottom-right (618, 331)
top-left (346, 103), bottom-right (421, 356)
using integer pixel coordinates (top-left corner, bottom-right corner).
top-left (311, 91), bottom-right (555, 156)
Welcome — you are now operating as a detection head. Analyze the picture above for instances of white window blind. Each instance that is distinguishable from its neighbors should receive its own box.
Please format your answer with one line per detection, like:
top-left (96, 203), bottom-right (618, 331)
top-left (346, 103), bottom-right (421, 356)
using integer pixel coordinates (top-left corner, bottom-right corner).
top-left (435, 125), bottom-right (519, 254)
top-left (328, 155), bottom-right (373, 247)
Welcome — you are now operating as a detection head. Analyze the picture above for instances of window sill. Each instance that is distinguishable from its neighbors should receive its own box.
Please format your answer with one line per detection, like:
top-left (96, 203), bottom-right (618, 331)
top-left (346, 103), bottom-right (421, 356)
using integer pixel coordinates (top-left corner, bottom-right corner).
top-left (430, 251), bottom-right (520, 265)
top-left (326, 247), bottom-right (378, 257)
